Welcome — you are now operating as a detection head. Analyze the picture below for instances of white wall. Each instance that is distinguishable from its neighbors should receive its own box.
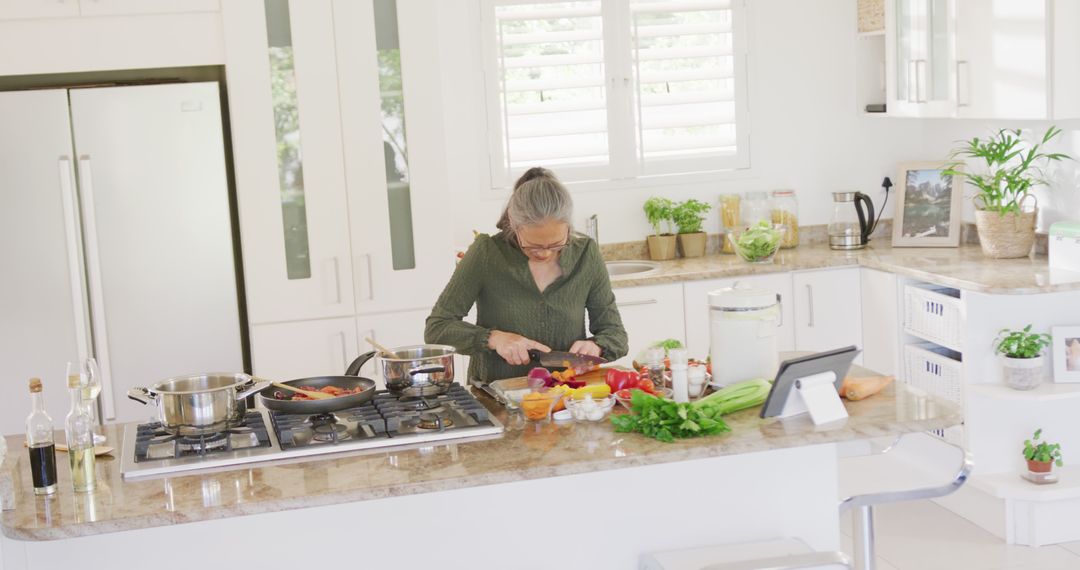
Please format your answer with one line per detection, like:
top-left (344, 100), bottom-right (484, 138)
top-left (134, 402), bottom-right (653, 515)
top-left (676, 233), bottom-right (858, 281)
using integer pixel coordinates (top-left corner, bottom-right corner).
top-left (435, 0), bottom-right (926, 247)
top-left (919, 119), bottom-right (1080, 232)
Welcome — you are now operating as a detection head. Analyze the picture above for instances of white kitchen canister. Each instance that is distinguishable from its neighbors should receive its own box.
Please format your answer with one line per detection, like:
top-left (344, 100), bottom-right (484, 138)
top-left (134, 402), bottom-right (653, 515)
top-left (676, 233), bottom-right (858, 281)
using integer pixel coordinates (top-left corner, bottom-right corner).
top-left (709, 285), bottom-right (782, 387)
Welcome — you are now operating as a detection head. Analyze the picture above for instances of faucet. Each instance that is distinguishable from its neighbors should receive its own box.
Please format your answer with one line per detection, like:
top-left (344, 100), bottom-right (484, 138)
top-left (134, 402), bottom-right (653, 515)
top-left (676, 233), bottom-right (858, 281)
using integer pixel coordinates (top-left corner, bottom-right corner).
top-left (585, 214), bottom-right (599, 243)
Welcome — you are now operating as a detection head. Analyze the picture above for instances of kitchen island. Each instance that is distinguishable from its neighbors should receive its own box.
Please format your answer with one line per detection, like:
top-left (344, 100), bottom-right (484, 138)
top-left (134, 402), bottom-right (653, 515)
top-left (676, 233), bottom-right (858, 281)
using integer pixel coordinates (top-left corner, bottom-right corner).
top-left (1, 367), bottom-right (961, 570)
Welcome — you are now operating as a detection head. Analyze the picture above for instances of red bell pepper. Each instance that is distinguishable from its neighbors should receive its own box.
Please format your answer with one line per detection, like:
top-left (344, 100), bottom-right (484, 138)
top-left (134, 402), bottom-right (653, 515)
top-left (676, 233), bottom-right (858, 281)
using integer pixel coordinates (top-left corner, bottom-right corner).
top-left (605, 369), bottom-right (641, 392)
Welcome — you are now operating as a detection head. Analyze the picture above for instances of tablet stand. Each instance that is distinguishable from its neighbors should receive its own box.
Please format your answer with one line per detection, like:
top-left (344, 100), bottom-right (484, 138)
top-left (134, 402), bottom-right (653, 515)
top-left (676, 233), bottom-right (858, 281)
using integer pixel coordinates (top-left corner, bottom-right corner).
top-left (777, 371), bottom-right (848, 425)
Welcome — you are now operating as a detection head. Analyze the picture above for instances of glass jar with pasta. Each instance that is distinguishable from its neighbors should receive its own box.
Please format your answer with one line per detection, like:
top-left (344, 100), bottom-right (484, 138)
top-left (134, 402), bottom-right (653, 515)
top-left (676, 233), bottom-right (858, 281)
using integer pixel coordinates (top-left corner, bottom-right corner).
top-left (771, 190), bottom-right (799, 249)
top-left (719, 194), bottom-right (741, 254)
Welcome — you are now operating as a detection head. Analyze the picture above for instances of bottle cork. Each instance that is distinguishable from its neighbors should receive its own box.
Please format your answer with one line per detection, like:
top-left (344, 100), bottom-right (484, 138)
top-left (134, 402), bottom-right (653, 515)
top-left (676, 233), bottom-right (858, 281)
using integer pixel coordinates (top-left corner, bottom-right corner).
top-left (28, 378), bottom-right (42, 393)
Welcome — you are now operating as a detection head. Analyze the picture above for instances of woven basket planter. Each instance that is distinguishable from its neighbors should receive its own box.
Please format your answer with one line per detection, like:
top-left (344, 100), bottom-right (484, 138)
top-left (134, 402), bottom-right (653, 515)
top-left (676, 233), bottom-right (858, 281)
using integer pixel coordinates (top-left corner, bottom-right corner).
top-left (974, 209), bottom-right (1036, 259)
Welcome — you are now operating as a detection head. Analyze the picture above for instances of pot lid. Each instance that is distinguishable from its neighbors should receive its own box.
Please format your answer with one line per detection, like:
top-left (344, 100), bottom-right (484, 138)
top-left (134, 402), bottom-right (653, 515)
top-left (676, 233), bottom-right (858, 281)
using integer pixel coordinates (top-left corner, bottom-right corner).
top-left (708, 284), bottom-right (778, 310)
top-left (1050, 221), bottom-right (1080, 238)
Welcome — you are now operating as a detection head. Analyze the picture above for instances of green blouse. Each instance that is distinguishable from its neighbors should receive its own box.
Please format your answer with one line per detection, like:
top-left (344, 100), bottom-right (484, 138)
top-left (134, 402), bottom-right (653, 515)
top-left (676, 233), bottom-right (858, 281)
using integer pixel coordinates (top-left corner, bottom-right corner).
top-left (424, 231), bottom-right (628, 383)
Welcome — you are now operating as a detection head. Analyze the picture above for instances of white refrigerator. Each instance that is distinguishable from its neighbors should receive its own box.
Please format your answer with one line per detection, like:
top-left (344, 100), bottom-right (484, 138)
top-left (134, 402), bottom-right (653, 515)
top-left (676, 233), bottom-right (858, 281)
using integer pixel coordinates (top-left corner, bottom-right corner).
top-left (0, 82), bottom-right (244, 433)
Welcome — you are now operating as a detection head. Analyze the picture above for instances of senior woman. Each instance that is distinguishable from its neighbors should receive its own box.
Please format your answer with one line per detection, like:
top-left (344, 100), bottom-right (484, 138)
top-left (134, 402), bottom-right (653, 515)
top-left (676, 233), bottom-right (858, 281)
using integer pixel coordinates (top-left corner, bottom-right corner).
top-left (424, 167), bottom-right (628, 384)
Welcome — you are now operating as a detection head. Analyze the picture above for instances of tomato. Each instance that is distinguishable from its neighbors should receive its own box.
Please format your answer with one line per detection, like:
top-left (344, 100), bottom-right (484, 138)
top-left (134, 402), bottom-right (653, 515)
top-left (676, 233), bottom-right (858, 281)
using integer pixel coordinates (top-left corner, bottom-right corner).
top-left (616, 389), bottom-right (633, 399)
top-left (637, 378), bottom-right (656, 394)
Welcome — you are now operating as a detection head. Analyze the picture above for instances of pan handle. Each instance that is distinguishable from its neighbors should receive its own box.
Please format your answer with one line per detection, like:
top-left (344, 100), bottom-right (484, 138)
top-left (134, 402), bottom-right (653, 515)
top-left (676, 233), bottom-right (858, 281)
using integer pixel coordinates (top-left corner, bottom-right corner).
top-left (346, 351), bottom-right (377, 376)
top-left (236, 381), bottom-right (270, 401)
top-left (127, 387), bottom-right (153, 405)
top-left (409, 365), bottom-right (446, 376)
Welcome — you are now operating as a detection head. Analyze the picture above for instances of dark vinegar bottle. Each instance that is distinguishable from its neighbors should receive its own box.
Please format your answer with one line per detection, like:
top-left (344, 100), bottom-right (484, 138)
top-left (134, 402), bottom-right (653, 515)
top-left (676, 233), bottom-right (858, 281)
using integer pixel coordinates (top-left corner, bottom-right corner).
top-left (26, 378), bottom-right (58, 495)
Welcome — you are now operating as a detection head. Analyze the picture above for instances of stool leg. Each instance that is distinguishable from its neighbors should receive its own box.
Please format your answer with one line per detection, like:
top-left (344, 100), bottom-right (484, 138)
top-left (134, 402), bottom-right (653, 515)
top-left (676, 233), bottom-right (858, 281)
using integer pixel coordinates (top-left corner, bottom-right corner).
top-left (853, 504), bottom-right (876, 570)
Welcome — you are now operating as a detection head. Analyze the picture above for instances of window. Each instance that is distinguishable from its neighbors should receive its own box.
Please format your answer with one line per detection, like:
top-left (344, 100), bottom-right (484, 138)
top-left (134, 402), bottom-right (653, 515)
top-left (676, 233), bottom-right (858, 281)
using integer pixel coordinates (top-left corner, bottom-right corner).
top-left (482, 0), bottom-right (748, 187)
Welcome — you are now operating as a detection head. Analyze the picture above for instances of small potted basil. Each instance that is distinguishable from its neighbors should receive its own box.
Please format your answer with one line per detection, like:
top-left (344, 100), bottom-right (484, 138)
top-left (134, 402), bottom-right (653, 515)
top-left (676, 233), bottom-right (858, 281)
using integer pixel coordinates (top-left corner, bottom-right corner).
top-left (1023, 428), bottom-right (1063, 474)
top-left (672, 199), bottom-right (712, 258)
top-left (994, 325), bottom-right (1051, 390)
top-left (643, 196), bottom-right (677, 261)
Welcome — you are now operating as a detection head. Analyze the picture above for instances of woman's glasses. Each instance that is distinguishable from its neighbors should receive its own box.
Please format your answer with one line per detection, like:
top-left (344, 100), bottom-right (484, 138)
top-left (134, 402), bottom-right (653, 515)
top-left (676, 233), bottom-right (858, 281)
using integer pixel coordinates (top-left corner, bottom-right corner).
top-left (519, 231), bottom-right (570, 255)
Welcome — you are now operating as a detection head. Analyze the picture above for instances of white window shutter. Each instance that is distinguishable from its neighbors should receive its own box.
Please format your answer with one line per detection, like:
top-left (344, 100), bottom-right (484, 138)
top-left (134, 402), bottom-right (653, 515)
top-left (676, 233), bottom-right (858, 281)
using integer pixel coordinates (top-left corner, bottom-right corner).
top-left (629, 0), bottom-right (748, 174)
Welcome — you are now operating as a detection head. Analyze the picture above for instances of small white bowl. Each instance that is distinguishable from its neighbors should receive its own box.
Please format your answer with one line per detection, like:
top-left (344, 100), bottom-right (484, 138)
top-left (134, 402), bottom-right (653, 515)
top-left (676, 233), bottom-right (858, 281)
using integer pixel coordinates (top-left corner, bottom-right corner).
top-left (564, 395), bottom-right (616, 422)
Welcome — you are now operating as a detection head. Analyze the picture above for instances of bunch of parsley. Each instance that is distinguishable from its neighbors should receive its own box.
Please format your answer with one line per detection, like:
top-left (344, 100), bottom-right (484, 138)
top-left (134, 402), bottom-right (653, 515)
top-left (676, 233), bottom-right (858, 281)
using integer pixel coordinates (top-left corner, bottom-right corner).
top-left (610, 390), bottom-right (730, 443)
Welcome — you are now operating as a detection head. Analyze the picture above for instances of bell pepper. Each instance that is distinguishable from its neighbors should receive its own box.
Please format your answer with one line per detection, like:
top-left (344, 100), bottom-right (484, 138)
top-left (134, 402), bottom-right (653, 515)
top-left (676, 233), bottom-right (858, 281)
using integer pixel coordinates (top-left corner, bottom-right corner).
top-left (605, 369), bottom-right (641, 392)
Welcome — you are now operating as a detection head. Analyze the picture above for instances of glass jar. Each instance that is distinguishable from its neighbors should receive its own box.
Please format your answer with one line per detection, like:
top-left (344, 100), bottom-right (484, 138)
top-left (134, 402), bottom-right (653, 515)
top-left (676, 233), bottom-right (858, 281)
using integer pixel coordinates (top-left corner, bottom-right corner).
top-left (740, 191), bottom-right (772, 227)
top-left (719, 194), bottom-right (741, 254)
top-left (771, 190), bottom-right (799, 248)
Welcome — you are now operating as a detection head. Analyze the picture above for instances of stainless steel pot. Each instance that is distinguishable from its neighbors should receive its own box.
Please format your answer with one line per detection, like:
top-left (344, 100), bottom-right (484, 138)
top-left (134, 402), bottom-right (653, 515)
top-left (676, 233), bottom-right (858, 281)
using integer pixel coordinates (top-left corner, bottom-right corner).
top-left (127, 373), bottom-right (269, 436)
top-left (348, 344), bottom-right (456, 397)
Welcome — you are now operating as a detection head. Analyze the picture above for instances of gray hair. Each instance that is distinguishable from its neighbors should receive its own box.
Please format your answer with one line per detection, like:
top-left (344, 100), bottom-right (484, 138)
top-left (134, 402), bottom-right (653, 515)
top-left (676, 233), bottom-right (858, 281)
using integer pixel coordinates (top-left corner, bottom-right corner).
top-left (496, 167), bottom-right (574, 234)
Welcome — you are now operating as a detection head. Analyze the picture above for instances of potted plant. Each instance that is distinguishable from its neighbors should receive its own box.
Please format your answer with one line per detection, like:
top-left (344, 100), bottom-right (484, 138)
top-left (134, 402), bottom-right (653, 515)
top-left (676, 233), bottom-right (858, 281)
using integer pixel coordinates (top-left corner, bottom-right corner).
top-left (643, 196), bottom-right (677, 261)
top-left (1023, 428), bottom-right (1063, 473)
top-left (994, 324), bottom-right (1051, 390)
top-left (672, 199), bottom-right (712, 258)
top-left (944, 127), bottom-right (1071, 259)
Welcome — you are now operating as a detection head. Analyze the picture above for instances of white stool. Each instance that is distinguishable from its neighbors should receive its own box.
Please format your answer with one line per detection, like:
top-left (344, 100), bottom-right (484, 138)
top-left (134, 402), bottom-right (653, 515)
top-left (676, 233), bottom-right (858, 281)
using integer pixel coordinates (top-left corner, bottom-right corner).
top-left (640, 538), bottom-right (850, 570)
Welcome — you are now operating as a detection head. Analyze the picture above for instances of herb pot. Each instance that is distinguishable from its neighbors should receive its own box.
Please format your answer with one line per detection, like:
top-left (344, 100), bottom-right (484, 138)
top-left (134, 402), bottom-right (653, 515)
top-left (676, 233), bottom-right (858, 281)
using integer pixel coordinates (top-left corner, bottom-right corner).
top-left (974, 195), bottom-right (1037, 259)
top-left (647, 234), bottom-right (677, 261)
top-left (1027, 459), bottom-right (1053, 473)
top-left (677, 232), bottom-right (707, 258)
top-left (1001, 354), bottom-right (1046, 391)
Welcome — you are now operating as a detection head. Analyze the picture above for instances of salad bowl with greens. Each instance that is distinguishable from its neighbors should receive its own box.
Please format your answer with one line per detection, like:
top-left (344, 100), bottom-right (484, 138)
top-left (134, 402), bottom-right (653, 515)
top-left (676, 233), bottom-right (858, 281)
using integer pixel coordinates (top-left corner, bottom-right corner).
top-left (728, 221), bottom-right (782, 263)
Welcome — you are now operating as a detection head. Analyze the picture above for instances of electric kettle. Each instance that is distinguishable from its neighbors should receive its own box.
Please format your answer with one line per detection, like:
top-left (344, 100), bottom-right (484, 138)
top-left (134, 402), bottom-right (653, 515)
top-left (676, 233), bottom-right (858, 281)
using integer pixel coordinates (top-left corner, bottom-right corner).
top-left (828, 191), bottom-right (876, 250)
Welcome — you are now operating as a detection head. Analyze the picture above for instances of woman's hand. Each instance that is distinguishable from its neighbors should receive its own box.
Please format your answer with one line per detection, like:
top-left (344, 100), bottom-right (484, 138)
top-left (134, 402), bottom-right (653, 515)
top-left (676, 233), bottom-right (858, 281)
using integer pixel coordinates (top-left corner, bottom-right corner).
top-left (488, 330), bottom-right (550, 366)
top-left (569, 339), bottom-right (602, 358)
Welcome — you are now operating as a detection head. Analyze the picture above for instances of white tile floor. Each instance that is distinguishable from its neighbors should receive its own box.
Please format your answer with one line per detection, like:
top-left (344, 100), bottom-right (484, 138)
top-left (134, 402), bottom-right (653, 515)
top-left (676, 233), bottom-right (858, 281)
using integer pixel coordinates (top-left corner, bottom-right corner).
top-left (841, 500), bottom-right (1080, 570)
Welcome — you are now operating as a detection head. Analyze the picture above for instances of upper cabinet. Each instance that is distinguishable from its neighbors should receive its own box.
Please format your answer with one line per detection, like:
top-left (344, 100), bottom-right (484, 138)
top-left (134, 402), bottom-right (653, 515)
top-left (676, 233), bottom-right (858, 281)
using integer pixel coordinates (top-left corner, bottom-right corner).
top-left (886, 0), bottom-right (956, 117)
top-left (878, 0), bottom-right (1080, 119)
top-left (0, 0), bottom-right (218, 19)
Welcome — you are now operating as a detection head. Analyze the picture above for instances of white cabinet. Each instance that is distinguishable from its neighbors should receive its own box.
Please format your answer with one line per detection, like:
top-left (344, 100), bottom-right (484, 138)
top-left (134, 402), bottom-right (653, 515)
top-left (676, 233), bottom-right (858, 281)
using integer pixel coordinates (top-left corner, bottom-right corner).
top-left (223, 0), bottom-right (355, 324)
top-left (792, 268), bottom-right (864, 363)
top-left (0, 0), bottom-right (217, 19)
top-left (682, 274), bottom-right (795, 360)
top-left (0, 0), bottom-right (79, 19)
top-left (860, 268), bottom-right (899, 375)
top-left (613, 283), bottom-right (685, 367)
top-left (251, 317), bottom-right (359, 381)
top-left (886, 0), bottom-right (956, 117)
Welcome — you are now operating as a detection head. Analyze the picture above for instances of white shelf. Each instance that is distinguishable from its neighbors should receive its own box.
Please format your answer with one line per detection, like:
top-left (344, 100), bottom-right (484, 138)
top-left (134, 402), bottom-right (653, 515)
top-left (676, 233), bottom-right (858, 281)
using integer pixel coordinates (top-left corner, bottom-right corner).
top-left (971, 465), bottom-right (1080, 502)
top-left (968, 383), bottom-right (1080, 403)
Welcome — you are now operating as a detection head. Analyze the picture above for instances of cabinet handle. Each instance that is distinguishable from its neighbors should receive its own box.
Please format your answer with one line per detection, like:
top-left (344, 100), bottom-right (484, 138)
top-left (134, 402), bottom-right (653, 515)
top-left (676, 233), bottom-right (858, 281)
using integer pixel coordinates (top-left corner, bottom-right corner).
top-left (956, 60), bottom-right (969, 108)
top-left (332, 331), bottom-right (347, 372)
top-left (805, 284), bottom-right (815, 328)
top-left (915, 59), bottom-right (926, 103)
top-left (322, 257), bottom-right (341, 305)
top-left (908, 59), bottom-right (918, 101)
top-left (616, 299), bottom-right (658, 307)
top-left (76, 155), bottom-right (117, 420)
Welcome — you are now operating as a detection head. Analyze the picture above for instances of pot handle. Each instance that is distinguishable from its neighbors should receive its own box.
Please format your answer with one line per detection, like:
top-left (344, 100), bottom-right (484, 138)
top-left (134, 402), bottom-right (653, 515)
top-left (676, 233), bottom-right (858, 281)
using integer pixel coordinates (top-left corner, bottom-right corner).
top-left (346, 351), bottom-right (377, 376)
top-left (236, 380), bottom-right (270, 401)
top-left (409, 365), bottom-right (446, 376)
top-left (127, 387), bottom-right (153, 405)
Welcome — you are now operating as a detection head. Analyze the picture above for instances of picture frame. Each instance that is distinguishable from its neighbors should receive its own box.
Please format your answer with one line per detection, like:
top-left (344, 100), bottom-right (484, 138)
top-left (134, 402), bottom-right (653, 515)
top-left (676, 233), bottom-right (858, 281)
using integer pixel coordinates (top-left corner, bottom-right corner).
top-left (1052, 326), bottom-right (1080, 383)
top-left (891, 161), bottom-right (963, 247)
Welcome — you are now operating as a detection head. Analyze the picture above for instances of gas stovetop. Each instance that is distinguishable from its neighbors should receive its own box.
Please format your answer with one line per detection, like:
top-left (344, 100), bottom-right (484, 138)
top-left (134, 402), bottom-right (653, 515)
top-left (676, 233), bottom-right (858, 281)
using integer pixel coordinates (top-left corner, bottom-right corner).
top-left (120, 384), bottom-right (503, 479)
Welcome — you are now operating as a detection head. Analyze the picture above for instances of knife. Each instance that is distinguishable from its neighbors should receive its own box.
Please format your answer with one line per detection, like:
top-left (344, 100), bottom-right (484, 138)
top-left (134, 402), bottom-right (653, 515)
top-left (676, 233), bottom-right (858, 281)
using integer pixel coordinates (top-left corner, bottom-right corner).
top-left (528, 350), bottom-right (606, 373)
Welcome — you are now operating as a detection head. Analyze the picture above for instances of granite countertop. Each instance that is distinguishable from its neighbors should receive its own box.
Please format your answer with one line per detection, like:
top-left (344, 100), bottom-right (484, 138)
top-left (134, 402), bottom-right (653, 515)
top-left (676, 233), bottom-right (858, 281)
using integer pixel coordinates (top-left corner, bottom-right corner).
top-left (608, 242), bottom-right (1080, 294)
top-left (1, 368), bottom-right (961, 541)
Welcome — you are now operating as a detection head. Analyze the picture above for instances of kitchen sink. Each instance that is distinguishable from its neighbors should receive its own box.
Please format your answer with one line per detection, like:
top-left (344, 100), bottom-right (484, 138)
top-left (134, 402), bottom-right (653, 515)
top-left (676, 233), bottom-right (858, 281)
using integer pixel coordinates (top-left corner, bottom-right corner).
top-left (605, 260), bottom-right (660, 278)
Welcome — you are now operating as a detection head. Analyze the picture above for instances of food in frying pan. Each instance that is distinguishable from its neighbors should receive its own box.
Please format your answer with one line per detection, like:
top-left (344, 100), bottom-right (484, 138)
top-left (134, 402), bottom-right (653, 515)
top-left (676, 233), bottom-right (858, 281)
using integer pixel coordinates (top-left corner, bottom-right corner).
top-left (272, 385), bottom-right (366, 401)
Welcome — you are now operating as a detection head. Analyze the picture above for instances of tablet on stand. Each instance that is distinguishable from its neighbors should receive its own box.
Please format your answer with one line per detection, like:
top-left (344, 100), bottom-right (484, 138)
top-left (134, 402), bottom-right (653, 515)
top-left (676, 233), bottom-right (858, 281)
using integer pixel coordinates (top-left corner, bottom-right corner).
top-left (759, 346), bottom-right (860, 425)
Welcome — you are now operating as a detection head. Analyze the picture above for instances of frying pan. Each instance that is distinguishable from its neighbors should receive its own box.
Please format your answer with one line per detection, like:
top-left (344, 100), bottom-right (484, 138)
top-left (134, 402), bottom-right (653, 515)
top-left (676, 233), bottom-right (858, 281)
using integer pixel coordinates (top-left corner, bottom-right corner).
top-left (257, 354), bottom-right (377, 414)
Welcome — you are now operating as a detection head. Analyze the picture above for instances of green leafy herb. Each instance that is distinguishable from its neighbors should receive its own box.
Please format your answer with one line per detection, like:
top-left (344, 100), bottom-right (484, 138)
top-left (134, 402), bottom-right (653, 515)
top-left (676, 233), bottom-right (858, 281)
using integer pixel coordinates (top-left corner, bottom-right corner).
top-left (651, 339), bottom-right (684, 353)
top-left (610, 390), bottom-right (731, 443)
top-left (994, 324), bottom-right (1050, 359)
top-left (672, 199), bottom-right (712, 234)
top-left (1023, 428), bottom-right (1063, 467)
top-left (643, 197), bottom-right (676, 236)
top-left (732, 221), bottom-right (781, 262)
top-left (943, 127), bottom-right (1071, 215)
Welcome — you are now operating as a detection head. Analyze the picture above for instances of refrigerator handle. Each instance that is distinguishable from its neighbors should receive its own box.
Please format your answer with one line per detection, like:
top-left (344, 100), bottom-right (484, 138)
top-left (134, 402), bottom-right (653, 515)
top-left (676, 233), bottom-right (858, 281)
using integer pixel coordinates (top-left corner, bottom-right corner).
top-left (57, 156), bottom-right (92, 365)
top-left (76, 155), bottom-right (118, 421)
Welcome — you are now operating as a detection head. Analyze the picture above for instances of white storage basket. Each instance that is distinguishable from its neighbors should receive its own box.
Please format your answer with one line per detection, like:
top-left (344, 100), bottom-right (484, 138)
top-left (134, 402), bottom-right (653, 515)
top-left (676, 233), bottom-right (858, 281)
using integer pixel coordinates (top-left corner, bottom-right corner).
top-left (903, 284), bottom-right (963, 351)
top-left (903, 342), bottom-right (963, 406)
